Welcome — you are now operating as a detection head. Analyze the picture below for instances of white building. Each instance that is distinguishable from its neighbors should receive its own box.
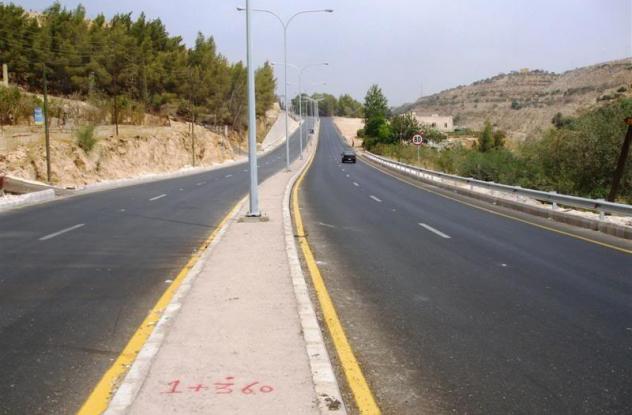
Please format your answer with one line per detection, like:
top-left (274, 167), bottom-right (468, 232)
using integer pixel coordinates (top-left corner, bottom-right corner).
top-left (412, 113), bottom-right (454, 132)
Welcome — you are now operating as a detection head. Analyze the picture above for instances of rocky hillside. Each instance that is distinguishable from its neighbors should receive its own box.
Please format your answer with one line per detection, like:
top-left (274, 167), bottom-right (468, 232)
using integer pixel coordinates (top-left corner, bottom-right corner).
top-left (397, 58), bottom-right (632, 141)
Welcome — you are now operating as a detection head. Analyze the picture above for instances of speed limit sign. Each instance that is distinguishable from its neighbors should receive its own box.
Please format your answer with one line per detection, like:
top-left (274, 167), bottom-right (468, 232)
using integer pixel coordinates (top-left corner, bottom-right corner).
top-left (412, 134), bottom-right (424, 145)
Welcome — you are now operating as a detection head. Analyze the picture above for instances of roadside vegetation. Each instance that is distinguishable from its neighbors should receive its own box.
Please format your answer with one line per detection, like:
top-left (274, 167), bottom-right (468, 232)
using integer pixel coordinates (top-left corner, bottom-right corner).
top-left (75, 124), bottom-right (97, 152)
top-left (291, 93), bottom-right (363, 118)
top-left (0, 2), bottom-right (276, 131)
top-left (360, 83), bottom-right (632, 203)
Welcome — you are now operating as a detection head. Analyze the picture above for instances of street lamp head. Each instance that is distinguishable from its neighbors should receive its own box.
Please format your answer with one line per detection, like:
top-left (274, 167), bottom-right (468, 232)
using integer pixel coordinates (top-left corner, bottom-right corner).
top-left (325, 9), bottom-right (334, 13)
top-left (236, 7), bottom-right (245, 11)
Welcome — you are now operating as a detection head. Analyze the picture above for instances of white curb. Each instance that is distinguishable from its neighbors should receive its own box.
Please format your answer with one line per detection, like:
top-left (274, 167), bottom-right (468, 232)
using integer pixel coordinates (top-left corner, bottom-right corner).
top-left (282, 121), bottom-right (348, 414)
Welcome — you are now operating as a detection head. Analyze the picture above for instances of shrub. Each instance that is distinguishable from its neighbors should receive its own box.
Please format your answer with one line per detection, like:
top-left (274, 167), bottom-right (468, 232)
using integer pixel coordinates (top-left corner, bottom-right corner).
top-left (0, 86), bottom-right (42, 125)
top-left (76, 125), bottom-right (98, 152)
top-left (511, 100), bottom-right (522, 110)
top-left (423, 128), bottom-right (447, 142)
top-left (356, 128), bottom-right (365, 138)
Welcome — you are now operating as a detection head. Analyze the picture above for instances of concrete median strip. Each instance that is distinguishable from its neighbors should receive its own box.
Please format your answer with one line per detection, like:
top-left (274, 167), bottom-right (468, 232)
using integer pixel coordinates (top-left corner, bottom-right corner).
top-left (293, 133), bottom-right (381, 413)
top-left (85, 122), bottom-right (345, 415)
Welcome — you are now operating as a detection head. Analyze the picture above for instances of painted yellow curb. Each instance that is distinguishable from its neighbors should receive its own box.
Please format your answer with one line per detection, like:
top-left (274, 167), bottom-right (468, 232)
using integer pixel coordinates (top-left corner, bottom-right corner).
top-left (77, 199), bottom-right (244, 415)
top-left (292, 148), bottom-right (381, 415)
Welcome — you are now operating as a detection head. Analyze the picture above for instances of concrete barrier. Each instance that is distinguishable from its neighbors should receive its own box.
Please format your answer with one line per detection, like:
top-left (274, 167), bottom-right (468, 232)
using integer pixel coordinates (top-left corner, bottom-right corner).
top-left (0, 189), bottom-right (56, 212)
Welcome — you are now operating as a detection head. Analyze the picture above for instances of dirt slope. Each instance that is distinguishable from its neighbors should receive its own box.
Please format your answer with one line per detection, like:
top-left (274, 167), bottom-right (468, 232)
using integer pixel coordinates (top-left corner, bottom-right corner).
top-left (0, 122), bottom-right (241, 188)
top-left (398, 58), bottom-right (632, 141)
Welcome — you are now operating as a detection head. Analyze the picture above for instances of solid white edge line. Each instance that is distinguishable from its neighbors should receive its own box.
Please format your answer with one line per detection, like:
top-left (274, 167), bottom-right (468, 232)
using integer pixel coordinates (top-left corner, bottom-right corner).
top-left (39, 223), bottom-right (85, 241)
top-left (149, 194), bottom-right (167, 201)
top-left (370, 195), bottom-right (382, 203)
top-left (419, 223), bottom-right (451, 239)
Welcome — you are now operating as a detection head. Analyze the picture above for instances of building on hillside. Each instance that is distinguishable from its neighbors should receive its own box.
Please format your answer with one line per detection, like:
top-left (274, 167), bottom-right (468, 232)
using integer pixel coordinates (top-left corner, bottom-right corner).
top-left (411, 113), bottom-right (454, 132)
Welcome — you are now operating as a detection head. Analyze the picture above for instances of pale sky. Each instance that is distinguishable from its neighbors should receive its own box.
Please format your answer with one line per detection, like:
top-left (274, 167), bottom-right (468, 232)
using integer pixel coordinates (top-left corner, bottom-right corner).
top-left (13, 0), bottom-right (632, 105)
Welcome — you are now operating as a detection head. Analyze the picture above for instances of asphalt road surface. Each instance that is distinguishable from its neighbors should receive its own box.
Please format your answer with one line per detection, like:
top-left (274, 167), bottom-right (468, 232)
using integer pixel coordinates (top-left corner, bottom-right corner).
top-left (0, 121), bottom-right (312, 415)
top-left (300, 118), bottom-right (632, 414)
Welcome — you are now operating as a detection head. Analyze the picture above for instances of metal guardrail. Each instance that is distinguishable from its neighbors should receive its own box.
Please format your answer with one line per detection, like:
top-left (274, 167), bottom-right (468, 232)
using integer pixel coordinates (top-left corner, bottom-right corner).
top-left (364, 151), bottom-right (632, 217)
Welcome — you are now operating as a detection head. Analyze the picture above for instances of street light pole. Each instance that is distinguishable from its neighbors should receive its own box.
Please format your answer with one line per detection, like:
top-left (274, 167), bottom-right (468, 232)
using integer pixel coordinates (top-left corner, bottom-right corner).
top-left (245, 0), bottom-right (260, 216)
top-left (283, 28), bottom-right (289, 169)
top-left (238, 7), bottom-right (333, 169)
top-left (298, 64), bottom-right (327, 159)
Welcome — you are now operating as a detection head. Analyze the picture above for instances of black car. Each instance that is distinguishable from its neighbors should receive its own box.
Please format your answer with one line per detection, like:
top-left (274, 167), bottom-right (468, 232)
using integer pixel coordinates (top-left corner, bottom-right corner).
top-left (341, 150), bottom-right (356, 163)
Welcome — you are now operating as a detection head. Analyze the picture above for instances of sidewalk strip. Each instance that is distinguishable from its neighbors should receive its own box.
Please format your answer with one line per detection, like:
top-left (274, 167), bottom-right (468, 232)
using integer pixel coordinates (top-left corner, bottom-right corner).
top-left (77, 200), bottom-right (244, 415)
top-left (39, 223), bottom-right (85, 241)
top-left (419, 223), bottom-right (451, 239)
top-left (293, 151), bottom-right (381, 414)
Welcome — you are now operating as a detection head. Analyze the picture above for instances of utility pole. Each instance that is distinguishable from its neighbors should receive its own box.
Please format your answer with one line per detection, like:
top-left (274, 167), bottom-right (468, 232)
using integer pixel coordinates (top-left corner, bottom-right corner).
top-left (607, 117), bottom-right (632, 202)
top-left (88, 71), bottom-right (95, 98)
top-left (191, 113), bottom-right (196, 167)
top-left (42, 64), bottom-right (51, 183)
top-left (112, 73), bottom-right (119, 136)
top-left (2, 64), bottom-right (8, 87)
top-left (245, 0), bottom-right (260, 216)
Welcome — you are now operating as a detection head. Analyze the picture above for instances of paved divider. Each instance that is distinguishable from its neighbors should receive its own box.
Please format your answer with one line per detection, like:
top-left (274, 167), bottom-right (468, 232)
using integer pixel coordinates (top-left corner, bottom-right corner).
top-left (94, 119), bottom-right (345, 415)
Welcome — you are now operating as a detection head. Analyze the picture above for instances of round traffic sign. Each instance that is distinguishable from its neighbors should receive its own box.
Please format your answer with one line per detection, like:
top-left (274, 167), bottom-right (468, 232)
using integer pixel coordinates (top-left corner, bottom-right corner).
top-left (412, 134), bottom-right (423, 145)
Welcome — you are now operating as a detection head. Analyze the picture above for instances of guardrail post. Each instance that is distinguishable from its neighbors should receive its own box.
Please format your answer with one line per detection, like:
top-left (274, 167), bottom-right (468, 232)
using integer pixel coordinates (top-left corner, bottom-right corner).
top-left (550, 191), bottom-right (558, 210)
top-left (597, 199), bottom-right (606, 221)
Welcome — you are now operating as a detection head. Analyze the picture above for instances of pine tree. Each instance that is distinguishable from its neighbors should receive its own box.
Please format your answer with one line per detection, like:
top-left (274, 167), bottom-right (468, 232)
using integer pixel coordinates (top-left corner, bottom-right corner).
top-left (478, 120), bottom-right (493, 152)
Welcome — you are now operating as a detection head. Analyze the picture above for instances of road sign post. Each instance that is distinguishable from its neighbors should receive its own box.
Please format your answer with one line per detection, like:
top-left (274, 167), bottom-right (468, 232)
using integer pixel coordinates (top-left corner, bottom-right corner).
top-left (412, 133), bottom-right (424, 164)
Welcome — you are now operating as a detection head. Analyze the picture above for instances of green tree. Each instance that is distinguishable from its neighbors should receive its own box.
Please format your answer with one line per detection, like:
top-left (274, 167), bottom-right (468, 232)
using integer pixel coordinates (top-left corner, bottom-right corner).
top-left (390, 113), bottom-right (420, 142)
top-left (336, 94), bottom-right (363, 117)
top-left (493, 129), bottom-right (506, 149)
top-left (255, 62), bottom-right (276, 118)
top-left (363, 84), bottom-right (388, 122)
top-left (363, 84), bottom-right (390, 138)
top-left (0, 2), bottom-right (276, 132)
top-left (478, 120), bottom-right (493, 152)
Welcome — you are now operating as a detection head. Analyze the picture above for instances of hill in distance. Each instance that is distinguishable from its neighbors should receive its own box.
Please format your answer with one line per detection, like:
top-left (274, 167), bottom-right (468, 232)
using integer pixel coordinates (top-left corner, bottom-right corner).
top-left (397, 58), bottom-right (632, 141)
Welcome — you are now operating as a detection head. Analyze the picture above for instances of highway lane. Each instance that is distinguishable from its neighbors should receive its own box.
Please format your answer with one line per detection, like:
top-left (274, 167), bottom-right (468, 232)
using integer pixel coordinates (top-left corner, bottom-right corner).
top-left (0, 120), bottom-right (312, 415)
top-left (300, 119), bottom-right (632, 414)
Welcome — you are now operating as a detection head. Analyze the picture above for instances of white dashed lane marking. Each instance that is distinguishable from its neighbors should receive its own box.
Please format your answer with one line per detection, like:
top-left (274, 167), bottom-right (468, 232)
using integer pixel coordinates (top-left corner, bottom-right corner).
top-left (419, 223), bottom-right (451, 239)
top-left (370, 195), bottom-right (382, 203)
top-left (149, 194), bottom-right (167, 201)
top-left (353, 182), bottom-right (359, 187)
top-left (39, 224), bottom-right (85, 241)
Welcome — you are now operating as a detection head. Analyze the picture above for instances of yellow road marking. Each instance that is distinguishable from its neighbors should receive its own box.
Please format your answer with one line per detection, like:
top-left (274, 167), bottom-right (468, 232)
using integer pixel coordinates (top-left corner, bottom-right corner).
top-left (77, 199), bottom-right (244, 415)
top-left (293, 148), bottom-right (381, 414)
top-left (363, 157), bottom-right (632, 256)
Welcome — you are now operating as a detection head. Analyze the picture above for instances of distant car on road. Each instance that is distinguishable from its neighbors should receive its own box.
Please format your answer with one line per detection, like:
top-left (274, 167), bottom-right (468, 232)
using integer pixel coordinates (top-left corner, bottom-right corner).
top-left (341, 150), bottom-right (356, 163)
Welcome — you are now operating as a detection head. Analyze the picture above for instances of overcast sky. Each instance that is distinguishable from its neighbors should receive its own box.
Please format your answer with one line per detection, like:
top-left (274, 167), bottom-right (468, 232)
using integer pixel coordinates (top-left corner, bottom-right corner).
top-left (14, 0), bottom-right (632, 105)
